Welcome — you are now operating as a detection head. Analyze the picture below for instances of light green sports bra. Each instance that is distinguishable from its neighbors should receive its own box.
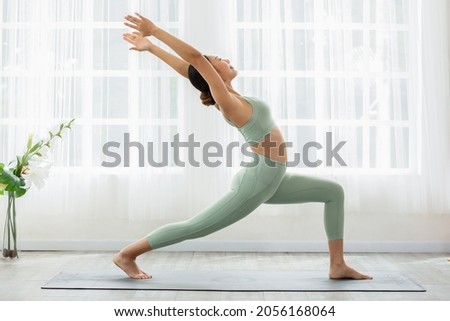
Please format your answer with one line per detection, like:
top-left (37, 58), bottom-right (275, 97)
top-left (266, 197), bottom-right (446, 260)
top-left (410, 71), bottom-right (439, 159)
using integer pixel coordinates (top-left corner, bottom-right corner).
top-left (222, 96), bottom-right (276, 145)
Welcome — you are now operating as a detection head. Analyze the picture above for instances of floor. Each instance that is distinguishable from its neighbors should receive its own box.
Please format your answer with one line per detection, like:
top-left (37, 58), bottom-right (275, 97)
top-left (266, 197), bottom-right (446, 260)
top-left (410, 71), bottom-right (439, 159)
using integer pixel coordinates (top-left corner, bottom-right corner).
top-left (0, 251), bottom-right (449, 301)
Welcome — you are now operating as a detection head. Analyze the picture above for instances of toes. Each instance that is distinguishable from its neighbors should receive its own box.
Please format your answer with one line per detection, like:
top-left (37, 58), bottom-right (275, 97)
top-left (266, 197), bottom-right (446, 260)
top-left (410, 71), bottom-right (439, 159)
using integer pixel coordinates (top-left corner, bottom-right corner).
top-left (138, 273), bottom-right (151, 279)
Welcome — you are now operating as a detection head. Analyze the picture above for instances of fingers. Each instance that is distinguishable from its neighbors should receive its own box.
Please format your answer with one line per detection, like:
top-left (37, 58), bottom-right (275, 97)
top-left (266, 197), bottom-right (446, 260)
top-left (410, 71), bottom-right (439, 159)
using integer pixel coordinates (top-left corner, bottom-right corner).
top-left (122, 33), bottom-right (136, 44)
top-left (124, 21), bottom-right (137, 30)
top-left (123, 32), bottom-right (141, 40)
top-left (124, 14), bottom-right (141, 24)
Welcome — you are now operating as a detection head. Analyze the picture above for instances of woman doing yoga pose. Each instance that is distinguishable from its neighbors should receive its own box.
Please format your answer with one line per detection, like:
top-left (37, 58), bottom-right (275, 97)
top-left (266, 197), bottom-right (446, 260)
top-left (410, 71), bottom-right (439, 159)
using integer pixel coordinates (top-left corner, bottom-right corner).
top-left (114, 12), bottom-right (372, 281)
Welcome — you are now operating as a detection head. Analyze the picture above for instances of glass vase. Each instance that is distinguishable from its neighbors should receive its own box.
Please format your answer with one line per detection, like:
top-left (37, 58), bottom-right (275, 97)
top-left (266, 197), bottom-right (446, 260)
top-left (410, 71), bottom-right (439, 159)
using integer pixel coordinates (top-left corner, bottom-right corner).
top-left (2, 192), bottom-right (18, 259)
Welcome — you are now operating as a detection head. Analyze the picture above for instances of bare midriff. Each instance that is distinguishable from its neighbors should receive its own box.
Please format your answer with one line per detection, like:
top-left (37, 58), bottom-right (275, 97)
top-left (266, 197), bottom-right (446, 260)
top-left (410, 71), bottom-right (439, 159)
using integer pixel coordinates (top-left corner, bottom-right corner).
top-left (249, 127), bottom-right (288, 164)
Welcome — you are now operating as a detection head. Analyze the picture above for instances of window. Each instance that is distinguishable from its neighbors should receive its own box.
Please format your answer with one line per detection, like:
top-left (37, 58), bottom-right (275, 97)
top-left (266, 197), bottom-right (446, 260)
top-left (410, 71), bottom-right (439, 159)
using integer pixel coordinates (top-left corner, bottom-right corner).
top-left (0, 0), bottom-right (185, 172)
top-left (232, 0), bottom-right (420, 173)
top-left (0, 0), bottom-right (421, 174)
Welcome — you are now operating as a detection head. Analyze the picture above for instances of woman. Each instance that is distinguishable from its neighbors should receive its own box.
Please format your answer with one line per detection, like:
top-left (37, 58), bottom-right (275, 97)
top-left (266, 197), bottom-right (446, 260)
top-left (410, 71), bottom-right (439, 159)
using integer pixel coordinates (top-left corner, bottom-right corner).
top-left (114, 12), bottom-right (372, 280)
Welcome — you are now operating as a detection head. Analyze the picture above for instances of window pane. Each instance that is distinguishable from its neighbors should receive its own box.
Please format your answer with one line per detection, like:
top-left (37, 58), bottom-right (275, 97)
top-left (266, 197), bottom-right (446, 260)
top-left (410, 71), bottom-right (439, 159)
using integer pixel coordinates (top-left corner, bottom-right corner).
top-left (293, 30), bottom-right (315, 70)
top-left (49, 0), bottom-right (85, 22)
top-left (52, 124), bottom-right (83, 167)
top-left (2, 29), bottom-right (29, 71)
top-left (93, 29), bottom-right (129, 70)
top-left (281, 0), bottom-right (314, 23)
top-left (0, 78), bottom-right (10, 117)
top-left (369, 78), bottom-right (409, 121)
top-left (0, 125), bottom-right (8, 161)
top-left (324, 0), bottom-right (363, 23)
top-left (0, 77), bottom-right (36, 119)
top-left (369, 126), bottom-right (394, 168)
top-left (3, 0), bottom-right (85, 22)
top-left (324, 30), bottom-right (364, 71)
top-left (370, 0), bottom-right (409, 24)
top-left (94, 0), bottom-right (129, 22)
top-left (93, 77), bottom-right (128, 118)
top-left (52, 77), bottom-right (83, 119)
top-left (236, 0), bottom-right (264, 22)
top-left (390, 127), bottom-right (409, 168)
top-left (293, 78), bottom-right (315, 119)
top-left (2, 29), bottom-right (85, 71)
top-left (325, 126), bottom-right (363, 167)
top-left (237, 29), bottom-right (264, 70)
top-left (370, 30), bottom-right (408, 72)
top-left (53, 29), bottom-right (86, 70)
top-left (324, 78), bottom-right (363, 119)
top-left (389, 79), bottom-right (409, 121)
top-left (139, 0), bottom-right (182, 22)
top-left (2, 0), bottom-right (34, 22)
top-left (235, 77), bottom-right (265, 98)
top-left (271, 79), bottom-right (289, 120)
top-left (139, 77), bottom-right (180, 119)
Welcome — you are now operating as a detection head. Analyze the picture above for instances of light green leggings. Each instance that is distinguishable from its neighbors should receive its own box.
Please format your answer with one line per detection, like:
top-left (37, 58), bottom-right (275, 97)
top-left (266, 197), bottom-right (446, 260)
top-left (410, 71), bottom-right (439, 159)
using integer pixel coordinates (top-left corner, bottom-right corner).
top-left (147, 153), bottom-right (344, 250)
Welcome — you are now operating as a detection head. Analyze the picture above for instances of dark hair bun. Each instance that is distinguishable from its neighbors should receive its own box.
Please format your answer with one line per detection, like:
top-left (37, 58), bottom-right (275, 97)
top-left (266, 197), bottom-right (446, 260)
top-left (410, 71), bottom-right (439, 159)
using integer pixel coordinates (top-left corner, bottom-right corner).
top-left (188, 63), bottom-right (217, 107)
top-left (200, 91), bottom-right (216, 106)
top-left (188, 65), bottom-right (210, 92)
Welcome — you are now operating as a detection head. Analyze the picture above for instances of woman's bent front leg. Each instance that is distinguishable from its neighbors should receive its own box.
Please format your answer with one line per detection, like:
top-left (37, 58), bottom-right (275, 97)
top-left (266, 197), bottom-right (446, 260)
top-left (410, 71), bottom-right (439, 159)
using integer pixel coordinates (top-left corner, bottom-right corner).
top-left (264, 172), bottom-right (372, 279)
top-left (264, 173), bottom-right (345, 240)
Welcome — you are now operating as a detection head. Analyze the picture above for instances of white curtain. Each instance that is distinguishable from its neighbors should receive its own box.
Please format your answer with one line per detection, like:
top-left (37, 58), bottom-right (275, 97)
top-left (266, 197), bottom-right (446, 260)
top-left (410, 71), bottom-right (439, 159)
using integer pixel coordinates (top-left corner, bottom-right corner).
top-left (0, 0), bottom-right (201, 245)
top-left (233, 0), bottom-right (450, 216)
top-left (0, 0), bottom-right (449, 250)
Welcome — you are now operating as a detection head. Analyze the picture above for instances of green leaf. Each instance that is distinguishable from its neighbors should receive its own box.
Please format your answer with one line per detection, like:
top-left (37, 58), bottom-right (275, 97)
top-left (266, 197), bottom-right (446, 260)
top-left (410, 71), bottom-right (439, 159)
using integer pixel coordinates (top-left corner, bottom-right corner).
top-left (0, 164), bottom-right (8, 186)
top-left (27, 134), bottom-right (33, 150)
top-left (29, 141), bottom-right (43, 154)
top-left (16, 156), bottom-right (23, 174)
top-left (14, 186), bottom-right (27, 198)
top-left (0, 182), bottom-right (6, 195)
top-left (0, 167), bottom-right (22, 189)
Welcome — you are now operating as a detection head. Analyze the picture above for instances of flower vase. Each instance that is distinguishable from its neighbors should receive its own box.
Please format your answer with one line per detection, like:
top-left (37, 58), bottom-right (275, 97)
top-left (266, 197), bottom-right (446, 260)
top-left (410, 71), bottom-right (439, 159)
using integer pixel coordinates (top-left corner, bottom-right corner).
top-left (2, 192), bottom-right (18, 259)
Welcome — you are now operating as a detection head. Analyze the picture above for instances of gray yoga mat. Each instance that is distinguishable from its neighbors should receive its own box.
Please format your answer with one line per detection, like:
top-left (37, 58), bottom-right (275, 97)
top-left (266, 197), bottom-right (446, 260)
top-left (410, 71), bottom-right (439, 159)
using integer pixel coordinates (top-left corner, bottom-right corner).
top-left (41, 269), bottom-right (425, 292)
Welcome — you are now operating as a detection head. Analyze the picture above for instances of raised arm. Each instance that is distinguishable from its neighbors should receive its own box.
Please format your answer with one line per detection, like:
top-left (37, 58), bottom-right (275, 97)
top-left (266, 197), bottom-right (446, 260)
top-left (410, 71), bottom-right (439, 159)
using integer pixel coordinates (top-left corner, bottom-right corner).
top-left (150, 45), bottom-right (189, 78)
top-left (122, 33), bottom-right (189, 78)
top-left (124, 13), bottom-right (241, 112)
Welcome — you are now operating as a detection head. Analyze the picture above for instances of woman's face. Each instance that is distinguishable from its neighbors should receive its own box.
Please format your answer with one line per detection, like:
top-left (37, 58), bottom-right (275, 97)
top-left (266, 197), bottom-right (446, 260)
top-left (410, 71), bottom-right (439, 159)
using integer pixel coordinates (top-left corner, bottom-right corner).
top-left (207, 55), bottom-right (238, 81)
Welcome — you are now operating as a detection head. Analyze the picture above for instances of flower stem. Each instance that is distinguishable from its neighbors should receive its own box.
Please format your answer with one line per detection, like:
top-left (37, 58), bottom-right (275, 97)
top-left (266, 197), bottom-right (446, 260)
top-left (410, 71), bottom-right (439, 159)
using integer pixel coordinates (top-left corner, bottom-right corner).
top-left (3, 192), bottom-right (18, 258)
top-left (7, 193), bottom-right (12, 250)
top-left (12, 194), bottom-right (17, 257)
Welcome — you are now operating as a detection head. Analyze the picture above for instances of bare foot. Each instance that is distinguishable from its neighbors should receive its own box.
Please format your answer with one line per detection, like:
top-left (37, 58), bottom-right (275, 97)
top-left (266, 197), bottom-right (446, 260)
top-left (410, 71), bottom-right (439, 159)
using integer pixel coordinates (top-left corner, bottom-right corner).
top-left (113, 252), bottom-right (151, 279)
top-left (329, 263), bottom-right (373, 280)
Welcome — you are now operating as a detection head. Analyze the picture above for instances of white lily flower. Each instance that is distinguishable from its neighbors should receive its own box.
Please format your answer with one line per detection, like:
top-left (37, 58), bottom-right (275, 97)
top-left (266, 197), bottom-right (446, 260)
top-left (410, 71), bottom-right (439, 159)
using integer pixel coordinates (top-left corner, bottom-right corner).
top-left (22, 159), bottom-right (52, 190)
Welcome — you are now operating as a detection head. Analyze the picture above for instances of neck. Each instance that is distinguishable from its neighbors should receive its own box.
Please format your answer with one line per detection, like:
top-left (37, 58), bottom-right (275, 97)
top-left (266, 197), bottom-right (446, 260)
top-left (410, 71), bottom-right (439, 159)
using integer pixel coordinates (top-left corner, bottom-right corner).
top-left (225, 82), bottom-right (239, 95)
